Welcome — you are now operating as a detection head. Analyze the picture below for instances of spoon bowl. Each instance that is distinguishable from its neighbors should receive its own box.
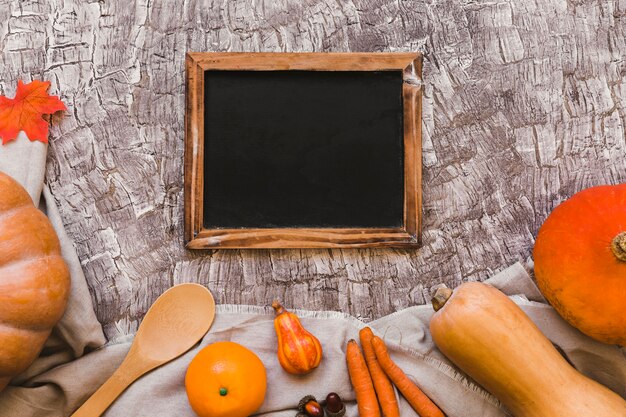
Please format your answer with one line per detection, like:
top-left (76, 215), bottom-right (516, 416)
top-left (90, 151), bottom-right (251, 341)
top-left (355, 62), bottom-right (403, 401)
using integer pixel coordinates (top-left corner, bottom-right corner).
top-left (71, 283), bottom-right (215, 417)
top-left (133, 284), bottom-right (215, 361)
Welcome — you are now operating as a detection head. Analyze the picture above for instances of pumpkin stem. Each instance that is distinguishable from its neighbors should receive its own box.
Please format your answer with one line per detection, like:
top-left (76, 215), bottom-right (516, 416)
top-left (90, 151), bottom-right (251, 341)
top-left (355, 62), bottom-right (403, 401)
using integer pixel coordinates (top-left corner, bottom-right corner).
top-left (272, 300), bottom-right (285, 315)
top-left (431, 286), bottom-right (453, 312)
top-left (612, 232), bottom-right (626, 262)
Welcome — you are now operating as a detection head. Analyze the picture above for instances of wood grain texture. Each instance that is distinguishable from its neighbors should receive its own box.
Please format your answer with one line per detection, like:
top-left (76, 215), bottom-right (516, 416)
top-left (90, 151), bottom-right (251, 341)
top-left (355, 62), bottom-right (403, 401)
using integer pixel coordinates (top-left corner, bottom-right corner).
top-left (185, 52), bottom-right (422, 248)
top-left (0, 0), bottom-right (624, 340)
top-left (191, 52), bottom-right (418, 71)
top-left (189, 228), bottom-right (418, 249)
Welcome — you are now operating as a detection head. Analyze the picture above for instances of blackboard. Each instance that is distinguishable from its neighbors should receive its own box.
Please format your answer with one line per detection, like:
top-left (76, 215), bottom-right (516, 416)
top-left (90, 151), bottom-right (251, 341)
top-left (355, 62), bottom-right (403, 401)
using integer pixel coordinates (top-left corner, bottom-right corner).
top-left (185, 53), bottom-right (422, 249)
top-left (203, 70), bottom-right (404, 229)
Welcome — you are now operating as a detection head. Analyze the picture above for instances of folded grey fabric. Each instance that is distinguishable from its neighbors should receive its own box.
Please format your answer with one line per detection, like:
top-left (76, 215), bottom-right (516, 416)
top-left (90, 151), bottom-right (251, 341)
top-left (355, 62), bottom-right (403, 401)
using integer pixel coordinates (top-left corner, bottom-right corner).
top-left (1, 262), bottom-right (624, 417)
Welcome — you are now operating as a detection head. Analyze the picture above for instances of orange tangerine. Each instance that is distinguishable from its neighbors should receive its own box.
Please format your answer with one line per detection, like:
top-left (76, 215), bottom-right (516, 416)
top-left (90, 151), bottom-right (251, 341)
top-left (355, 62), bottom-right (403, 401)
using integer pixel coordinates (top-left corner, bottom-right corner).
top-left (185, 341), bottom-right (267, 417)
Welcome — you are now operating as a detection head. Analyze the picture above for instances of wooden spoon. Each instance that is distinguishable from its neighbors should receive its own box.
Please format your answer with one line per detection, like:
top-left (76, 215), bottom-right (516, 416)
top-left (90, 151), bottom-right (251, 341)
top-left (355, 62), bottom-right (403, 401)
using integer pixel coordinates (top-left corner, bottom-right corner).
top-left (71, 283), bottom-right (215, 417)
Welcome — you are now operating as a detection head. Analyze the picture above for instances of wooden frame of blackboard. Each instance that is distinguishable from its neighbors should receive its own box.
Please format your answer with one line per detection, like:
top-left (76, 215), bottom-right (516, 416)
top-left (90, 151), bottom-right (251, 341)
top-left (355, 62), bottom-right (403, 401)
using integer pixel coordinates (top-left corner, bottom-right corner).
top-left (185, 52), bottom-right (422, 249)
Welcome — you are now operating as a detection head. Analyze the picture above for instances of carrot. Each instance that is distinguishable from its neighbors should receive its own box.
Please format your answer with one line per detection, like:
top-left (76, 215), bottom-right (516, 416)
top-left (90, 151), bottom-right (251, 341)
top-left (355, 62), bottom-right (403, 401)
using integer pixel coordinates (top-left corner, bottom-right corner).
top-left (359, 327), bottom-right (400, 417)
top-left (346, 339), bottom-right (381, 417)
top-left (371, 336), bottom-right (445, 417)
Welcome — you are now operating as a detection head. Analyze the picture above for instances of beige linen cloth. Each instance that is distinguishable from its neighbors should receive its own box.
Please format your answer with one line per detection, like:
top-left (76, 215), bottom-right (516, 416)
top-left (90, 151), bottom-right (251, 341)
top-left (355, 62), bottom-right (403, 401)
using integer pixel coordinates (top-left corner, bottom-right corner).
top-left (1, 135), bottom-right (625, 417)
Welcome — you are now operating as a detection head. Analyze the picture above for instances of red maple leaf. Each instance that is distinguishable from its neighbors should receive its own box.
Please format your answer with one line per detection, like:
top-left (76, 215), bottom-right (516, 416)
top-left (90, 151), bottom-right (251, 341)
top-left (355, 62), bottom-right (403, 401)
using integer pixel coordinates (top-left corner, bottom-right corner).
top-left (0, 80), bottom-right (67, 145)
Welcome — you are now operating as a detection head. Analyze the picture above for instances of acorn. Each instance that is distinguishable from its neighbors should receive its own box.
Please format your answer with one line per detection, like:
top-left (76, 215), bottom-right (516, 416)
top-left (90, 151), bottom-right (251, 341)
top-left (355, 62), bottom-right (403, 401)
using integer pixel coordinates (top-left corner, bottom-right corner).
top-left (298, 395), bottom-right (325, 417)
top-left (324, 392), bottom-right (346, 417)
top-left (305, 401), bottom-right (324, 417)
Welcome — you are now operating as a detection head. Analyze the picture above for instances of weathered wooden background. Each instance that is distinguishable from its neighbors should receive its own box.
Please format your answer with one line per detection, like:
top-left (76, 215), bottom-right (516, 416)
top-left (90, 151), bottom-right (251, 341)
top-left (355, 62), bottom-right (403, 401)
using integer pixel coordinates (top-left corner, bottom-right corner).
top-left (0, 0), bottom-right (624, 340)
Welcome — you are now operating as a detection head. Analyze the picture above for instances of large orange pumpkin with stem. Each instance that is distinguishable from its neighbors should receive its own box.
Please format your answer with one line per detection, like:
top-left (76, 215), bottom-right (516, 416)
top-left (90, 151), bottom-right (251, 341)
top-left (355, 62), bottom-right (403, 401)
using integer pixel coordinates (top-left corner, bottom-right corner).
top-left (534, 184), bottom-right (626, 345)
top-left (0, 172), bottom-right (70, 392)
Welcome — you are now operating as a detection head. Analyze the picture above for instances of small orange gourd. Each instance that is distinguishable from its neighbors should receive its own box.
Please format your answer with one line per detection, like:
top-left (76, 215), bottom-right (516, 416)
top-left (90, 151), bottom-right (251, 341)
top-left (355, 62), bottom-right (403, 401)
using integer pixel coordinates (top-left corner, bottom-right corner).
top-left (430, 282), bottom-right (626, 417)
top-left (534, 184), bottom-right (626, 345)
top-left (0, 172), bottom-right (70, 392)
top-left (272, 301), bottom-right (322, 375)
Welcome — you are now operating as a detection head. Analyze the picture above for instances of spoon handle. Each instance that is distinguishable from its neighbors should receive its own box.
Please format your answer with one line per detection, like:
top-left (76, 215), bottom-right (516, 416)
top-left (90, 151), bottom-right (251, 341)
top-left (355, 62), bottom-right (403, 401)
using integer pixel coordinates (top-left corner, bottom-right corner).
top-left (71, 357), bottom-right (150, 417)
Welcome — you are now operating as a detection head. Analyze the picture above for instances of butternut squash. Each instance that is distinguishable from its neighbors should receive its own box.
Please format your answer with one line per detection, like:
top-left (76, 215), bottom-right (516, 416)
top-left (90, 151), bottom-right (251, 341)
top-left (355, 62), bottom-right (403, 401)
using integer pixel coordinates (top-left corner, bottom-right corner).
top-left (429, 282), bottom-right (626, 417)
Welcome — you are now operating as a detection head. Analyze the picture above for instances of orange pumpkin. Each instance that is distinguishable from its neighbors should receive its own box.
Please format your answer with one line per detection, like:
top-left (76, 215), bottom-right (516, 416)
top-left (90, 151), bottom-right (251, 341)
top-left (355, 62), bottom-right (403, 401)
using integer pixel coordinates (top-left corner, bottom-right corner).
top-left (534, 184), bottom-right (626, 345)
top-left (0, 172), bottom-right (70, 392)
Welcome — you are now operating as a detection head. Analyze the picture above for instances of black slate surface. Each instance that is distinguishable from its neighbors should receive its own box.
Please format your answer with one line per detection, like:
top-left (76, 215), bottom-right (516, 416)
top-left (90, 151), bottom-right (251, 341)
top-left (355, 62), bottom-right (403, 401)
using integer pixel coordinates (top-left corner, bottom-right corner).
top-left (203, 70), bottom-right (404, 229)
